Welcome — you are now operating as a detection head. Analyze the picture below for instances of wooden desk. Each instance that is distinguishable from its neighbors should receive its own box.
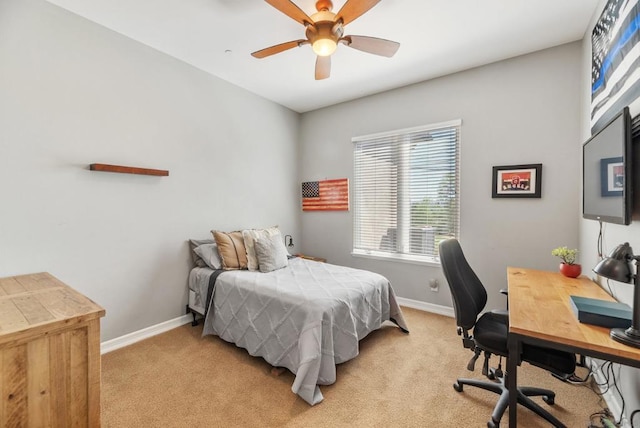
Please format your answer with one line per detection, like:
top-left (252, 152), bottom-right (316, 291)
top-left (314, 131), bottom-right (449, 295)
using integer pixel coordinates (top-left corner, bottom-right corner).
top-left (0, 272), bottom-right (105, 427)
top-left (506, 267), bottom-right (640, 428)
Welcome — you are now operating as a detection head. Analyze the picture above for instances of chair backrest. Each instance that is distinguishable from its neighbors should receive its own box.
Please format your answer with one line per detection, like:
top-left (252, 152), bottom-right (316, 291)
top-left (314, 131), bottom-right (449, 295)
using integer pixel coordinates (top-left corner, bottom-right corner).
top-left (439, 238), bottom-right (487, 330)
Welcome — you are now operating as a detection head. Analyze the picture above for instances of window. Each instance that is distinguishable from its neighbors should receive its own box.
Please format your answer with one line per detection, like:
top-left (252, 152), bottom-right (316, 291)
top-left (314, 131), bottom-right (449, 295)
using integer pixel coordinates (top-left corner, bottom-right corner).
top-left (352, 120), bottom-right (460, 263)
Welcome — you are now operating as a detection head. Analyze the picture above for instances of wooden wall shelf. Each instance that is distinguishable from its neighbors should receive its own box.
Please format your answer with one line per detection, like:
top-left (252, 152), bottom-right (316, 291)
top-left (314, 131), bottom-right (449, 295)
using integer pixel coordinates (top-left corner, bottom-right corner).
top-left (89, 163), bottom-right (169, 176)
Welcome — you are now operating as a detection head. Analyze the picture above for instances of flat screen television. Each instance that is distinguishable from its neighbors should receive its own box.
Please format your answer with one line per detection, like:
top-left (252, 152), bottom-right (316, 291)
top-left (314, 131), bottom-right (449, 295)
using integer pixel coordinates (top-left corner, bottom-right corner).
top-left (583, 106), bottom-right (632, 225)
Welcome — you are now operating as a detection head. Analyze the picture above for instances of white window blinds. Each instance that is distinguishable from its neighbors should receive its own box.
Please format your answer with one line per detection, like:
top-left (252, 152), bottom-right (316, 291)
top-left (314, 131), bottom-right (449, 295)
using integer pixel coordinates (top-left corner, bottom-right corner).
top-left (352, 120), bottom-right (461, 262)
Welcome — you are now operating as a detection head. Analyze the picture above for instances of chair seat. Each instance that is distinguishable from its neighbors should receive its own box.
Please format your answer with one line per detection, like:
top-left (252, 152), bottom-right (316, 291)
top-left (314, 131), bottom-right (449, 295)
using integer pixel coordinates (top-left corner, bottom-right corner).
top-left (474, 311), bottom-right (509, 355)
top-left (474, 312), bottom-right (576, 376)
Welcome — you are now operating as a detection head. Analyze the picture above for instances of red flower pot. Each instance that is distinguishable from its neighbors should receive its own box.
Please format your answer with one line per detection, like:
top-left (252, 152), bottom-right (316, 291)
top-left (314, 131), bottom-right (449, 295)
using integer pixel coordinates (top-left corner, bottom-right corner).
top-left (559, 263), bottom-right (581, 278)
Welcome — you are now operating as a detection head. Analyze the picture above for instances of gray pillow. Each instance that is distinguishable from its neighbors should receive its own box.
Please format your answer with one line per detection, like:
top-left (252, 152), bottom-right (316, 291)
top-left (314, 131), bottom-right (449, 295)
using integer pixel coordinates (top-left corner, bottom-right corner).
top-left (193, 243), bottom-right (222, 270)
top-left (189, 239), bottom-right (215, 267)
top-left (254, 232), bottom-right (288, 273)
top-left (242, 226), bottom-right (280, 271)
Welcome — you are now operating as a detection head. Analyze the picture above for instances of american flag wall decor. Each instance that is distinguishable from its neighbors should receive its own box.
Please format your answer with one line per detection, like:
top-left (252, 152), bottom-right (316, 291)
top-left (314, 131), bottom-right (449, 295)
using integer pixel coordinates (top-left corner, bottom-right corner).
top-left (591, 0), bottom-right (640, 134)
top-left (301, 179), bottom-right (349, 211)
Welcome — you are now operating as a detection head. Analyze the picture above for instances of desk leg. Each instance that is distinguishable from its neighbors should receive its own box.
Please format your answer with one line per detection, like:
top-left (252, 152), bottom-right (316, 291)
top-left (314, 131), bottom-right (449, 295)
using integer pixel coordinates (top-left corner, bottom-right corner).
top-left (507, 335), bottom-right (519, 428)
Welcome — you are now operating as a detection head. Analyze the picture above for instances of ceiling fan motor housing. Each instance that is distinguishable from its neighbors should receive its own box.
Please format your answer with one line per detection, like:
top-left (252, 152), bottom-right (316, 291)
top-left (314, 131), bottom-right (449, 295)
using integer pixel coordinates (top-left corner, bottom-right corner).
top-left (306, 13), bottom-right (344, 48)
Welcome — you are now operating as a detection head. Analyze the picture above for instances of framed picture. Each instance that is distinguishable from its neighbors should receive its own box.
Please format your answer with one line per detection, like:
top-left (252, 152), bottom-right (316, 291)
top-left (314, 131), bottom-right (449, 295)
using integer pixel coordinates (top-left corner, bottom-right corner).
top-left (492, 164), bottom-right (542, 199)
top-left (600, 157), bottom-right (624, 197)
top-left (301, 178), bottom-right (349, 211)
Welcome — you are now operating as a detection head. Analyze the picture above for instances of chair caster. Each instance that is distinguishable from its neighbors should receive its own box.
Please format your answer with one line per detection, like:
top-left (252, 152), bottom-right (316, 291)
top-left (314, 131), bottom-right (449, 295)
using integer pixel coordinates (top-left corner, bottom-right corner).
top-left (542, 395), bottom-right (555, 405)
top-left (453, 382), bottom-right (463, 392)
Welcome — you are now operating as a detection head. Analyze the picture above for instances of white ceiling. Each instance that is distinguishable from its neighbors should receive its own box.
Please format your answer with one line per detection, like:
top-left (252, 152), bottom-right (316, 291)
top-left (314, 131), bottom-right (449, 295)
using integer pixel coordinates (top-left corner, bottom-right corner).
top-left (45, 0), bottom-right (601, 113)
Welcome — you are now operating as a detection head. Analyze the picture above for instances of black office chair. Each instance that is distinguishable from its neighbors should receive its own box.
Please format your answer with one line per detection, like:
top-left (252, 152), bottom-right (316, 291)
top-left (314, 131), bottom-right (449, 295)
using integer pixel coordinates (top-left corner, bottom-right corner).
top-left (439, 238), bottom-right (576, 428)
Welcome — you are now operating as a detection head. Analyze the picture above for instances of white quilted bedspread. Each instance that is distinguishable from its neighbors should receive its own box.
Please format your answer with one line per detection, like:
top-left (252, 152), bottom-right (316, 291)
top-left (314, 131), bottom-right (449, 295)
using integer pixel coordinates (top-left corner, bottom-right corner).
top-left (201, 257), bottom-right (408, 405)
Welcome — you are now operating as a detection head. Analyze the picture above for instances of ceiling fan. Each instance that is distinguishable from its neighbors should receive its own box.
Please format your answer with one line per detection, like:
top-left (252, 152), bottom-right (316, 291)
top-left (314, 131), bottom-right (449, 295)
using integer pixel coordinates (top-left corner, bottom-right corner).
top-left (251, 0), bottom-right (400, 80)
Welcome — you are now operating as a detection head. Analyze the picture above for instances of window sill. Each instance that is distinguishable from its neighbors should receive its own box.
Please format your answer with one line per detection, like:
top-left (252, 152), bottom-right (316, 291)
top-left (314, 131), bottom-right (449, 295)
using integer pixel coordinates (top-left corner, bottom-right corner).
top-left (351, 250), bottom-right (441, 267)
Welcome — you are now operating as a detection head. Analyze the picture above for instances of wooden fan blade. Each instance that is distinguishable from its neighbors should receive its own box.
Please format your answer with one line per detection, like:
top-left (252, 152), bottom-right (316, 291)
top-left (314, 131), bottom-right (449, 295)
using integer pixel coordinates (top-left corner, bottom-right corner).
top-left (342, 35), bottom-right (399, 57)
top-left (336, 0), bottom-right (381, 26)
top-left (252, 40), bottom-right (307, 59)
top-left (264, 0), bottom-right (313, 25)
top-left (315, 55), bottom-right (331, 80)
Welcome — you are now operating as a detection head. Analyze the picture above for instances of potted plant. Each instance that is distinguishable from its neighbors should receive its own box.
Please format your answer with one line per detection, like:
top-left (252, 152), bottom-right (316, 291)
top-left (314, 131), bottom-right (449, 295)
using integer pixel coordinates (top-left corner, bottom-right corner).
top-left (551, 246), bottom-right (581, 278)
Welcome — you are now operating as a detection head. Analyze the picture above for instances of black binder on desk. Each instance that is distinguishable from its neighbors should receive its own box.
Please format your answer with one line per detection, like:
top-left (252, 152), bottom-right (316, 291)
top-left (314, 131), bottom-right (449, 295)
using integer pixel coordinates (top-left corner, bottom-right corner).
top-left (569, 295), bottom-right (632, 328)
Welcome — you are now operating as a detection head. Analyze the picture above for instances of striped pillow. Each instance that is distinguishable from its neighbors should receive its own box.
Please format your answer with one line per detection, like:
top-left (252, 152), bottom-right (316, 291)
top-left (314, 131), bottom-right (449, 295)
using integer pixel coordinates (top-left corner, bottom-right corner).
top-left (212, 231), bottom-right (248, 270)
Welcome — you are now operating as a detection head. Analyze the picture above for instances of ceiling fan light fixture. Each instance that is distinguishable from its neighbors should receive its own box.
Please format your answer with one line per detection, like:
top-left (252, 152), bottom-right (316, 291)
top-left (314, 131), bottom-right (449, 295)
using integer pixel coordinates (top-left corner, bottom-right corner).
top-left (312, 38), bottom-right (337, 56)
top-left (254, 0), bottom-right (400, 78)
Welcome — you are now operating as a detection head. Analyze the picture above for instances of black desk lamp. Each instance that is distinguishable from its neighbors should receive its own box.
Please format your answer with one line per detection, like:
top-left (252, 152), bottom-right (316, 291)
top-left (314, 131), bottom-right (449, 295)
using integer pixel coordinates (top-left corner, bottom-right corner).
top-left (593, 242), bottom-right (640, 348)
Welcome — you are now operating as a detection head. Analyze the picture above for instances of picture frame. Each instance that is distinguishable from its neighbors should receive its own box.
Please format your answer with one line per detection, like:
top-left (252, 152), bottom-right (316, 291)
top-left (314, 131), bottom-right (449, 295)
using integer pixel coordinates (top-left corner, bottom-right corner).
top-left (600, 157), bottom-right (624, 197)
top-left (492, 164), bottom-right (542, 199)
top-left (301, 178), bottom-right (349, 211)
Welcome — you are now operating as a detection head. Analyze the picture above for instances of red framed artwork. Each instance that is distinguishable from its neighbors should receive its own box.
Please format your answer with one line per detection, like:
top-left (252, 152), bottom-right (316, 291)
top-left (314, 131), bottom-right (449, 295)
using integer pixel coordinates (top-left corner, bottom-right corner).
top-left (492, 164), bottom-right (542, 199)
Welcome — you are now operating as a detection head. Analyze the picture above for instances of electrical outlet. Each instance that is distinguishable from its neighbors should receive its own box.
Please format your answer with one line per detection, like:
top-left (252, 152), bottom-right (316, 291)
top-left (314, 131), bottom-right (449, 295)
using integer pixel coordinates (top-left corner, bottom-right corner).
top-left (429, 278), bottom-right (439, 292)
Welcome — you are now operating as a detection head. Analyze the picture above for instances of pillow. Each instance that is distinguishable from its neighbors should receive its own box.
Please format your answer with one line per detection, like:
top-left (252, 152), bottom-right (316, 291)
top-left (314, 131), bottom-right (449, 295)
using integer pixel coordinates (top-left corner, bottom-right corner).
top-left (254, 231), bottom-right (289, 273)
top-left (242, 226), bottom-right (280, 271)
top-left (212, 231), bottom-right (248, 270)
top-left (193, 243), bottom-right (222, 270)
top-left (189, 238), bottom-right (215, 268)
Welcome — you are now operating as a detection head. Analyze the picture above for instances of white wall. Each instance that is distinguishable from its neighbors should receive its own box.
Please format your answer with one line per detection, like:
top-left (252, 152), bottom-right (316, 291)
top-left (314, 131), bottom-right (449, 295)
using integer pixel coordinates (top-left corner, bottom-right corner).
top-left (579, 1), bottom-right (640, 424)
top-left (299, 43), bottom-right (583, 311)
top-left (0, 0), bottom-right (300, 341)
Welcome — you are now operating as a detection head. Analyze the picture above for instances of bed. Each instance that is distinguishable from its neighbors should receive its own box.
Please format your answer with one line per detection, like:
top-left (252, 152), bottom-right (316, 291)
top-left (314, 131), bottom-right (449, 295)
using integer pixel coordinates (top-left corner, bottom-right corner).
top-left (187, 256), bottom-right (408, 405)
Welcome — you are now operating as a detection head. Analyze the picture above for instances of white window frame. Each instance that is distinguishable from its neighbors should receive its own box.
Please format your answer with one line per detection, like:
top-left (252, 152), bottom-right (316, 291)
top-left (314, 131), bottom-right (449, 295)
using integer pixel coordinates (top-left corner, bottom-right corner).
top-left (351, 119), bottom-right (461, 265)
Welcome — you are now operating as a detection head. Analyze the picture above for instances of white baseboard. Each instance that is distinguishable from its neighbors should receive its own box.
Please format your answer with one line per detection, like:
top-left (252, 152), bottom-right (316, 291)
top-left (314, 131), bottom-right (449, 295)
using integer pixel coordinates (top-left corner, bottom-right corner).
top-left (100, 314), bottom-right (193, 355)
top-left (396, 296), bottom-right (455, 318)
top-left (100, 299), bottom-right (453, 355)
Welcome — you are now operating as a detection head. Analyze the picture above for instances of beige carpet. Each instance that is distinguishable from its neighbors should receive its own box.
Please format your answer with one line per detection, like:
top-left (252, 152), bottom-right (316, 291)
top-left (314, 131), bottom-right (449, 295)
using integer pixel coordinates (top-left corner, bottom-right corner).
top-left (101, 307), bottom-right (606, 427)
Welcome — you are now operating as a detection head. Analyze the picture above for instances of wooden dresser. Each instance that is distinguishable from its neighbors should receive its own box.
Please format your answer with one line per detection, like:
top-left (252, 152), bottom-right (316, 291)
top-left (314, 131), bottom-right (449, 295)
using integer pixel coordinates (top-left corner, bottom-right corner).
top-left (0, 272), bottom-right (105, 427)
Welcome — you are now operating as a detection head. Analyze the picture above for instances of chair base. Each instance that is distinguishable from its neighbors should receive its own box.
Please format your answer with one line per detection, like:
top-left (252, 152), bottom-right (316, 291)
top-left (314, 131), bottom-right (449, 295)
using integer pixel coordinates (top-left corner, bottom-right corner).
top-left (453, 375), bottom-right (565, 428)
